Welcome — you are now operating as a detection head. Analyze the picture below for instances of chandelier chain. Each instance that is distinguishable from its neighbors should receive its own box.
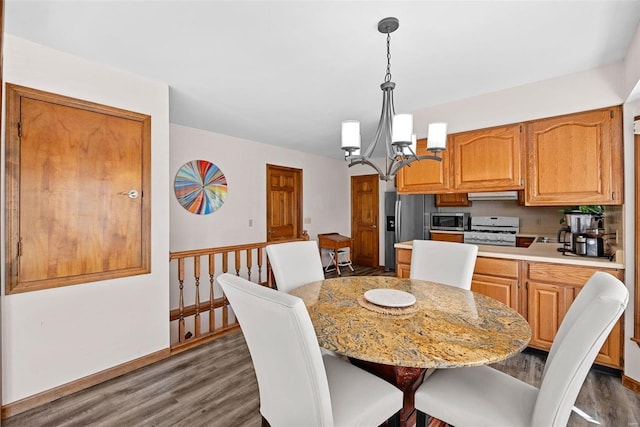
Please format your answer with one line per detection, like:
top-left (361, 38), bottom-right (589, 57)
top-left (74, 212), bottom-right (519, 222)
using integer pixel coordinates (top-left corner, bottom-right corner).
top-left (385, 32), bottom-right (392, 83)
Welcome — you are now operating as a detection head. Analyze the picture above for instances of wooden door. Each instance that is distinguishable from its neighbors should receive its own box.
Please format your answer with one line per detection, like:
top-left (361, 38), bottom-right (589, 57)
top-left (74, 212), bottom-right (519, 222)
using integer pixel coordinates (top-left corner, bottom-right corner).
top-left (451, 124), bottom-right (523, 191)
top-left (351, 175), bottom-right (379, 267)
top-left (396, 138), bottom-right (451, 193)
top-left (525, 106), bottom-right (623, 205)
top-left (266, 164), bottom-right (302, 242)
top-left (5, 84), bottom-right (151, 294)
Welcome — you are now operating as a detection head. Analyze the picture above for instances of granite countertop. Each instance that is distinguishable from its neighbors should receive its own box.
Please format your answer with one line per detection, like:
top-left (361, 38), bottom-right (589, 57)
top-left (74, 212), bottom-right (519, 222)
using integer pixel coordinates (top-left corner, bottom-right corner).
top-left (395, 239), bottom-right (625, 269)
top-left (290, 276), bottom-right (531, 369)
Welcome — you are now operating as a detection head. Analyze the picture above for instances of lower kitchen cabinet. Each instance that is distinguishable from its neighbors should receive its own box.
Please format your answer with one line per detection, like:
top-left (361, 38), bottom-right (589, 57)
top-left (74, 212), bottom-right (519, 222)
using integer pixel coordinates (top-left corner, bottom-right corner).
top-left (430, 231), bottom-right (464, 243)
top-left (526, 262), bottom-right (624, 369)
top-left (471, 257), bottom-right (521, 312)
top-left (396, 247), bottom-right (625, 369)
top-left (396, 248), bottom-right (412, 278)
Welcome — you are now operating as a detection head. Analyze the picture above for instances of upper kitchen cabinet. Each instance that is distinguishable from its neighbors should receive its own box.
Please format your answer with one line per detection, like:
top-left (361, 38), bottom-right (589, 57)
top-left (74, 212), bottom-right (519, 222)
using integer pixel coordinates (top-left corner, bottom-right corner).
top-left (450, 124), bottom-right (524, 191)
top-left (525, 106), bottom-right (623, 206)
top-left (396, 138), bottom-right (451, 193)
top-left (435, 193), bottom-right (470, 207)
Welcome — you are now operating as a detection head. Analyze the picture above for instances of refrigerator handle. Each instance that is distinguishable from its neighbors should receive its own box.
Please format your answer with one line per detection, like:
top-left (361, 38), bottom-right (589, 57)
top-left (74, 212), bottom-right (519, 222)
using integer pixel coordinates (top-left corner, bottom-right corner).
top-left (395, 199), bottom-right (401, 243)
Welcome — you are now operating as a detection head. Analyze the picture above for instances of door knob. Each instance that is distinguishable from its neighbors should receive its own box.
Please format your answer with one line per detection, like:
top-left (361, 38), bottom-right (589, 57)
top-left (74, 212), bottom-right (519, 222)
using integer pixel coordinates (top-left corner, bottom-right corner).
top-left (119, 189), bottom-right (139, 199)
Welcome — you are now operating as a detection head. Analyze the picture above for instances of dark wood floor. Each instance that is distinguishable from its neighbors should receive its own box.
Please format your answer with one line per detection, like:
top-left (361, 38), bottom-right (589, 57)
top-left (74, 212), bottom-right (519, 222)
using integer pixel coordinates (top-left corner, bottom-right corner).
top-left (5, 265), bottom-right (640, 427)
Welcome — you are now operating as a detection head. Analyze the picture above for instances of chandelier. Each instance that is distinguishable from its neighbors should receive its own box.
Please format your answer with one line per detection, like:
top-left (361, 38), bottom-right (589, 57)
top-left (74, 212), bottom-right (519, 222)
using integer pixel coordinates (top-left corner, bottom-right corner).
top-left (341, 17), bottom-right (447, 181)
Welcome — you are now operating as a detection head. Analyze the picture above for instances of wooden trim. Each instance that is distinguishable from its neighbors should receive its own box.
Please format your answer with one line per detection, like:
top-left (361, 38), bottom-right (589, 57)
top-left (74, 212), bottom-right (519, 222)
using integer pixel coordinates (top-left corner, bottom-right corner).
top-left (635, 116), bottom-right (640, 343)
top-left (622, 375), bottom-right (640, 394)
top-left (169, 326), bottom-right (240, 356)
top-left (170, 241), bottom-right (266, 260)
top-left (1, 348), bottom-right (170, 419)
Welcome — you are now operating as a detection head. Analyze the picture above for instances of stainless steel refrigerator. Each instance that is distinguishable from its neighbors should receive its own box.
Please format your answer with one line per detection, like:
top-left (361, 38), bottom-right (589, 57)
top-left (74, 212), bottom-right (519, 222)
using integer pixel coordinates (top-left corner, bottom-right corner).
top-left (384, 192), bottom-right (437, 271)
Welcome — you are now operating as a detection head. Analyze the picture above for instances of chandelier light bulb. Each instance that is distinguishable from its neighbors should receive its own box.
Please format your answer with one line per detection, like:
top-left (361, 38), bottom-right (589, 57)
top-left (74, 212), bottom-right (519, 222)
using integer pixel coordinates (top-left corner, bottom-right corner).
top-left (427, 123), bottom-right (448, 151)
top-left (341, 120), bottom-right (361, 150)
top-left (392, 114), bottom-right (413, 145)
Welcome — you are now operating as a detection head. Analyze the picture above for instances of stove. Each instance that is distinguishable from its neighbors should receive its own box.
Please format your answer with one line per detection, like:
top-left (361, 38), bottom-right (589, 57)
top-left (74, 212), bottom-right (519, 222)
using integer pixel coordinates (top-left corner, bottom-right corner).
top-left (463, 216), bottom-right (520, 247)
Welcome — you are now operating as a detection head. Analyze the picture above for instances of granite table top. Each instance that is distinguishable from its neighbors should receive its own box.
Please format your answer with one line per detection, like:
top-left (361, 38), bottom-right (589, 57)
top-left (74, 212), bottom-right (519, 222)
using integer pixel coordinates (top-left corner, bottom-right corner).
top-left (290, 276), bottom-right (531, 369)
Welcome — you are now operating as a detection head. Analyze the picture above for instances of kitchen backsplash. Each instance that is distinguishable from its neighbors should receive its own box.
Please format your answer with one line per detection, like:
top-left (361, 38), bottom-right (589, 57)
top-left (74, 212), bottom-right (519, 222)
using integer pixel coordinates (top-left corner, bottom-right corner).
top-left (437, 200), bottom-right (624, 251)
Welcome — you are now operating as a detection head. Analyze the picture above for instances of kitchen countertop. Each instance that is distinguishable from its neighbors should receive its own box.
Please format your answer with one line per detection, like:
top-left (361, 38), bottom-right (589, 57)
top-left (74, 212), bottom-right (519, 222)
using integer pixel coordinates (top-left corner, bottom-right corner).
top-left (395, 239), bottom-right (625, 269)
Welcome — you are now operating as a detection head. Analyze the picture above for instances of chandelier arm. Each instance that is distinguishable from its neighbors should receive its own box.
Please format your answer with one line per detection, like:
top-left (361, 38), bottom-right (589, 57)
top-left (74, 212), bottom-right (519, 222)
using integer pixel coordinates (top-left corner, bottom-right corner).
top-left (383, 90), bottom-right (395, 160)
top-left (346, 158), bottom-right (388, 180)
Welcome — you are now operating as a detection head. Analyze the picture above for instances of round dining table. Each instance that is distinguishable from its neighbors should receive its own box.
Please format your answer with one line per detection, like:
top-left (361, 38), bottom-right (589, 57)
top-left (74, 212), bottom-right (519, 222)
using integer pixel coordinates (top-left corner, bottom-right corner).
top-left (289, 276), bottom-right (531, 427)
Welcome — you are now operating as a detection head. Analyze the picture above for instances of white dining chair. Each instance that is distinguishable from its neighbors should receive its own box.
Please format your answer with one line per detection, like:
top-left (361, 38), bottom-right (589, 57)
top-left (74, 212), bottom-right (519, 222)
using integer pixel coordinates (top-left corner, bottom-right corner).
top-left (217, 273), bottom-right (403, 427)
top-left (414, 271), bottom-right (629, 427)
top-left (266, 240), bottom-right (325, 293)
top-left (410, 239), bottom-right (479, 289)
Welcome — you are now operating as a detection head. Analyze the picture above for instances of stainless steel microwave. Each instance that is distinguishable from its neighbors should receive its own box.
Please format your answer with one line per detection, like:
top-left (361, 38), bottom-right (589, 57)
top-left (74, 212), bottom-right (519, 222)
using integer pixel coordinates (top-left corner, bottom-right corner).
top-left (431, 212), bottom-right (470, 231)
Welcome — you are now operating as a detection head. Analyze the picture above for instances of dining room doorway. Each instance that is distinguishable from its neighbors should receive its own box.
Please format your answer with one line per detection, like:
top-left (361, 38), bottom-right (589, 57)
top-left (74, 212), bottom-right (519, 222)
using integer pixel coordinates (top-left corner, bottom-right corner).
top-left (351, 174), bottom-right (379, 267)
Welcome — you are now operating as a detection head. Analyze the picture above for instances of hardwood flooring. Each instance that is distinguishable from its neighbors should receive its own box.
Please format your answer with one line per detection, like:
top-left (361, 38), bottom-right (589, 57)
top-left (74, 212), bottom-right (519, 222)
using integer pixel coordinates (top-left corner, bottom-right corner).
top-left (5, 265), bottom-right (640, 427)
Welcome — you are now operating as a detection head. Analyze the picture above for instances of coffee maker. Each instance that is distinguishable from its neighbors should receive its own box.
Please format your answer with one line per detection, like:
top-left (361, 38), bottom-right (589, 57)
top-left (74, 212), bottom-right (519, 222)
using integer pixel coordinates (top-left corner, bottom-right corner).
top-left (557, 213), bottom-right (594, 255)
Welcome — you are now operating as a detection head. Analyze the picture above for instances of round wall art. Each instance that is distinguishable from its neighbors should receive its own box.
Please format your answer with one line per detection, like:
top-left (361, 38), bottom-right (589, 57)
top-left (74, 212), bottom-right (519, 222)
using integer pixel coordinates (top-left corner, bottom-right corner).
top-left (174, 160), bottom-right (228, 215)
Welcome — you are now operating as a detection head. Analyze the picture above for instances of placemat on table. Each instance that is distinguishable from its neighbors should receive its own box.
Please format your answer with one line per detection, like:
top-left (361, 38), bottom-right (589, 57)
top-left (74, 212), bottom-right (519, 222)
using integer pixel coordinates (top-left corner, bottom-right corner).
top-left (357, 295), bottom-right (419, 315)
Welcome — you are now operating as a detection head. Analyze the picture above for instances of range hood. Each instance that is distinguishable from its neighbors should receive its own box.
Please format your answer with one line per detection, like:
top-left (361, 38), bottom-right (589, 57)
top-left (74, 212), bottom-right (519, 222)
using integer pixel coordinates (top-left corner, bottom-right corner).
top-left (467, 191), bottom-right (519, 201)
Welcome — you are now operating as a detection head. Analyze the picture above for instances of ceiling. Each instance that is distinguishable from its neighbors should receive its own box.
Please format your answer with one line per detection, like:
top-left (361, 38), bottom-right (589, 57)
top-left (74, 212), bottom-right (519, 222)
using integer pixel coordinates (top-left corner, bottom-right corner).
top-left (6, 1), bottom-right (640, 159)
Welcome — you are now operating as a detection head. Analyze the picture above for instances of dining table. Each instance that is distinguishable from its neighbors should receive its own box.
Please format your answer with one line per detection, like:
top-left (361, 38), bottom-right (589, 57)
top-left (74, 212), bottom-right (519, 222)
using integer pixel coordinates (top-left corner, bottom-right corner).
top-left (289, 276), bottom-right (531, 427)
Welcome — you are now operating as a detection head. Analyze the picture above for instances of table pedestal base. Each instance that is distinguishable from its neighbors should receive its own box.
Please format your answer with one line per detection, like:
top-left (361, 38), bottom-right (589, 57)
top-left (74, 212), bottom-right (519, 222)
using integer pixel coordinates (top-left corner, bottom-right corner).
top-left (349, 359), bottom-right (425, 427)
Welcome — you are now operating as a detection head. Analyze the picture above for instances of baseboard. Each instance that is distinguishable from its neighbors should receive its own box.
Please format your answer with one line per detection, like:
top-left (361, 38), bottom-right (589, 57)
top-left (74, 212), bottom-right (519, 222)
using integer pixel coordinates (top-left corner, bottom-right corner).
top-left (1, 347), bottom-right (170, 419)
top-left (622, 375), bottom-right (640, 394)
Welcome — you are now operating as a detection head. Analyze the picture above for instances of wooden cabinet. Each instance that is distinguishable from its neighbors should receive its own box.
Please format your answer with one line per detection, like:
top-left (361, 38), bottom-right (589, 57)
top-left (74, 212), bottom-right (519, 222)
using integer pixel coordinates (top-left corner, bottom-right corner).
top-left (525, 106), bottom-right (623, 206)
top-left (435, 193), bottom-right (469, 207)
top-left (451, 124), bottom-right (524, 191)
top-left (396, 245), bottom-right (624, 368)
top-left (396, 248), bottom-right (412, 278)
top-left (526, 262), bottom-right (624, 368)
top-left (472, 257), bottom-right (521, 312)
top-left (430, 231), bottom-right (464, 243)
top-left (396, 138), bottom-right (451, 193)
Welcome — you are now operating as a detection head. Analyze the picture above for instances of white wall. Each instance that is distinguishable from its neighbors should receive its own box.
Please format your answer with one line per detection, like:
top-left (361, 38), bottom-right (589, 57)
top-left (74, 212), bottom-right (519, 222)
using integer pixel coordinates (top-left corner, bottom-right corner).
top-left (1, 35), bottom-right (171, 404)
top-left (169, 124), bottom-right (350, 253)
top-left (413, 62), bottom-right (625, 137)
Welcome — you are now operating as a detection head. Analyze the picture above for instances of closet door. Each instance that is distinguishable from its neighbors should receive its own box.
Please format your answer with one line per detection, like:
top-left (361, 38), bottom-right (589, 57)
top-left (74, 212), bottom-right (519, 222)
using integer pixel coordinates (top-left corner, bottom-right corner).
top-left (5, 84), bottom-right (151, 294)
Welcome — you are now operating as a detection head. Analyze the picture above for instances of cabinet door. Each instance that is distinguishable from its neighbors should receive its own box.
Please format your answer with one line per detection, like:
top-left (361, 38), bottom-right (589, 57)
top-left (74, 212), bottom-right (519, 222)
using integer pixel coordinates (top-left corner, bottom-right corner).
top-left (451, 124), bottom-right (524, 191)
top-left (396, 138), bottom-right (451, 194)
top-left (396, 248), bottom-right (412, 278)
top-left (472, 274), bottom-right (519, 311)
top-left (527, 281), bottom-right (575, 350)
top-left (525, 106), bottom-right (623, 206)
top-left (435, 193), bottom-right (470, 207)
top-left (430, 232), bottom-right (464, 243)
